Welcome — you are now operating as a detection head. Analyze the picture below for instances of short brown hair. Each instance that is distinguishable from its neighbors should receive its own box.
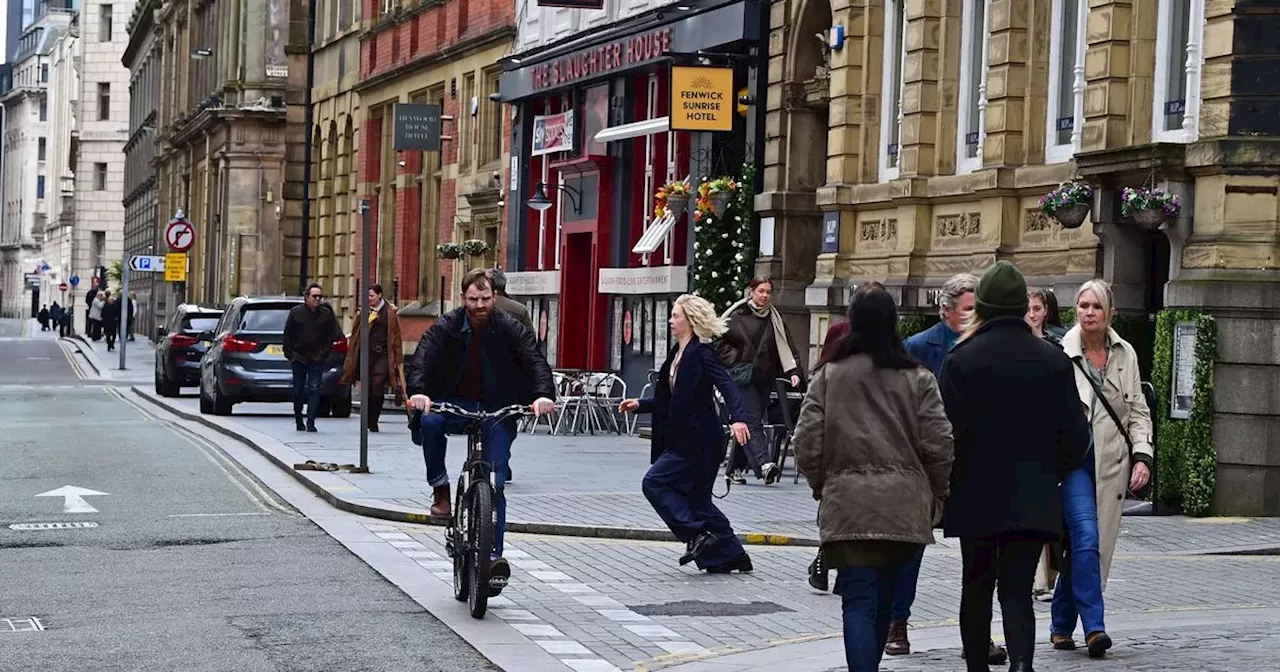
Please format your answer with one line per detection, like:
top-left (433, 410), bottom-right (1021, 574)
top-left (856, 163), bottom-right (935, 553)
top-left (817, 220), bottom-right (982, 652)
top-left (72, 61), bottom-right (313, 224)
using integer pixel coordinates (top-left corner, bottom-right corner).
top-left (747, 275), bottom-right (773, 291)
top-left (460, 268), bottom-right (493, 294)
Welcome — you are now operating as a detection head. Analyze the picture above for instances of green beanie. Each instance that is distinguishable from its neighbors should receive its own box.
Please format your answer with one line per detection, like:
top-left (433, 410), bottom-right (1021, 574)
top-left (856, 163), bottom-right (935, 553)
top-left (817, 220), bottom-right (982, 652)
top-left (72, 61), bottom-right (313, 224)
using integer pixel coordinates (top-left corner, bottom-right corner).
top-left (975, 261), bottom-right (1029, 319)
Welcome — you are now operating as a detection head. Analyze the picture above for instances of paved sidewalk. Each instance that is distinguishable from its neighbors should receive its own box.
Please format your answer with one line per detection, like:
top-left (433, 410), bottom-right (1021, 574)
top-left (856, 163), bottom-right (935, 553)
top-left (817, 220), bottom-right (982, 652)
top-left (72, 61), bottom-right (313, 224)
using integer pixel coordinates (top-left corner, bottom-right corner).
top-left (61, 331), bottom-right (155, 384)
top-left (129, 384), bottom-right (1280, 556)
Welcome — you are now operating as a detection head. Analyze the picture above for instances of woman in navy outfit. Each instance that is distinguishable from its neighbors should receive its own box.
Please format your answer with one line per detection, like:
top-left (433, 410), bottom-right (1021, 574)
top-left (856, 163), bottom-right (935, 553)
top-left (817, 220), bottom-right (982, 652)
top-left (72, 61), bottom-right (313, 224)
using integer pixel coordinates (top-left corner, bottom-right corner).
top-left (621, 294), bottom-right (754, 573)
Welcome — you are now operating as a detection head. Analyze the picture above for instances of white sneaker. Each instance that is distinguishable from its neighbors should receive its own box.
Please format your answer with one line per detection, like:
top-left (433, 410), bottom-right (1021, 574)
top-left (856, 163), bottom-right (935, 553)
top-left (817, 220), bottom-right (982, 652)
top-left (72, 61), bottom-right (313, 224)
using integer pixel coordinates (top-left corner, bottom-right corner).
top-left (762, 463), bottom-right (780, 485)
top-left (728, 469), bottom-right (747, 485)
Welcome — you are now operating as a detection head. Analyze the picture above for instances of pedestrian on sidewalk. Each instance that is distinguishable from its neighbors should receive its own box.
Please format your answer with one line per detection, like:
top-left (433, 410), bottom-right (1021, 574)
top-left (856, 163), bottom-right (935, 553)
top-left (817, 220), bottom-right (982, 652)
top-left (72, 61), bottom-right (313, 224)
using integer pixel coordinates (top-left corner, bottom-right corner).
top-left (890, 273), bottom-right (1004, 661)
top-left (58, 305), bottom-right (72, 336)
top-left (720, 276), bottom-right (805, 486)
top-left (340, 283), bottom-right (403, 433)
top-left (406, 269), bottom-right (557, 590)
top-left (102, 295), bottom-right (121, 352)
top-left (791, 283), bottom-right (954, 672)
top-left (1027, 288), bottom-right (1066, 603)
top-left (127, 292), bottom-right (137, 341)
top-left (1051, 279), bottom-right (1152, 657)
top-left (88, 290), bottom-right (106, 341)
top-left (284, 283), bottom-right (342, 432)
top-left (939, 261), bottom-right (1090, 672)
top-left (803, 318), bottom-right (852, 593)
top-left (488, 268), bottom-right (534, 334)
top-left (38, 305), bottom-right (50, 331)
top-left (620, 294), bottom-right (754, 574)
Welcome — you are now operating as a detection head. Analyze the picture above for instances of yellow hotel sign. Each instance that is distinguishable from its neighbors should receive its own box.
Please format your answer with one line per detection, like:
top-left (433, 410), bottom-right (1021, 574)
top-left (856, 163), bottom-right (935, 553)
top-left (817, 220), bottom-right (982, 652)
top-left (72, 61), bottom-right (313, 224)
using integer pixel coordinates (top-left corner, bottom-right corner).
top-left (670, 66), bottom-right (734, 132)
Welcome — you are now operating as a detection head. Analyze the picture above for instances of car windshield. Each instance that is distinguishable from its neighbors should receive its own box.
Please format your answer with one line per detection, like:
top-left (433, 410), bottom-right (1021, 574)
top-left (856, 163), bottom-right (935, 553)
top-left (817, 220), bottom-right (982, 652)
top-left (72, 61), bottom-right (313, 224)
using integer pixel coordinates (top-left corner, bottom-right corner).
top-left (238, 306), bottom-right (293, 332)
top-left (183, 316), bottom-right (222, 333)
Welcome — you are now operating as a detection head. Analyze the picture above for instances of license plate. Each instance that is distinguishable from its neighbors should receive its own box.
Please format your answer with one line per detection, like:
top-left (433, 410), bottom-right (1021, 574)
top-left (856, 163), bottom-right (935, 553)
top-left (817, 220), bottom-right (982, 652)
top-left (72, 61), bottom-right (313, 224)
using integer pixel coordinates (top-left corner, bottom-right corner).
top-left (265, 344), bottom-right (284, 356)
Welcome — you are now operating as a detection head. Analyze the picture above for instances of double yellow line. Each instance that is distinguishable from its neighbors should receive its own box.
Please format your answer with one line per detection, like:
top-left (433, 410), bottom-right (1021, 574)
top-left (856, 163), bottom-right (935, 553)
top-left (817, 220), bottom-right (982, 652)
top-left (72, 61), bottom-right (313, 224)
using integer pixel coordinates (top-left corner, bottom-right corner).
top-left (58, 340), bottom-right (88, 380)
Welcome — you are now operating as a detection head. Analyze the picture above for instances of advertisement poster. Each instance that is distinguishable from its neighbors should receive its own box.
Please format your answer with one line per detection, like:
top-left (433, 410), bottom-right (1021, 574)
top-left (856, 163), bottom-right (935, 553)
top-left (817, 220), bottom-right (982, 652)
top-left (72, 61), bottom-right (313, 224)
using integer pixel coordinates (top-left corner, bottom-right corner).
top-left (654, 300), bottom-right (669, 359)
top-left (546, 300), bottom-right (559, 368)
top-left (643, 299), bottom-right (655, 355)
top-left (531, 110), bottom-right (575, 157)
top-left (611, 298), bottom-right (624, 370)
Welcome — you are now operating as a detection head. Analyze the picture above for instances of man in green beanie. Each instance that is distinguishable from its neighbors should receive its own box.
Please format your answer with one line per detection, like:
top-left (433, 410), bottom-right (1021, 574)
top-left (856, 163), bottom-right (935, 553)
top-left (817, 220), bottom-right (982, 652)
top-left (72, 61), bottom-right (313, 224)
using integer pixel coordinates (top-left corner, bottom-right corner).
top-left (938, 260), bottom-right (1090, 672)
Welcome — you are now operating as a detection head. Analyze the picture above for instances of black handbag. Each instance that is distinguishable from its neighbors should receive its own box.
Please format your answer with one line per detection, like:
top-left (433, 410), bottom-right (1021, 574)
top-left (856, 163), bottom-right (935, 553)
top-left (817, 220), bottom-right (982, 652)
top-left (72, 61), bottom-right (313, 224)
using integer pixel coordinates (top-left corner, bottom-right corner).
top-left (728, 338), bottom-right (762, 386)
top-left (1072, 359), bottom-right (1152, 499)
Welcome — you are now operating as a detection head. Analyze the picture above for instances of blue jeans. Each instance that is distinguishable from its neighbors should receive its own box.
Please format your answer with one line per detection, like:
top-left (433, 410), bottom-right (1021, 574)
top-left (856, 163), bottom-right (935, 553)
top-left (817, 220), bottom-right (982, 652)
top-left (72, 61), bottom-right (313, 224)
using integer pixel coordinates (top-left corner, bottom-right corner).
top-left (890, 545), bottom-right (926, 621)
top-left (835, 560), bottom-right (911, 672)
top-left (419, 398), bottom-right (515, 558)
top-left (291, 361), bottom-right (325, 425)
top-left (1051, 461), bottom-right (1106, 637)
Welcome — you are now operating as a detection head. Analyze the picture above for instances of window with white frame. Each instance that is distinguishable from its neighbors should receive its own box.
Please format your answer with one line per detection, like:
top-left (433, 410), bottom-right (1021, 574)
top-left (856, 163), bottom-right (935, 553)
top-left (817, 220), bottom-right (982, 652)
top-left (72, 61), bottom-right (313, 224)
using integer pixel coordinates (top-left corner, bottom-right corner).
top-left (537, 99), bottom-right (551, 270)
top-left (1152, 0), bottom-right (1204, 143)
top-left (554, 93), bottom-right (571, 270)
top-left (956, 0), bottom-right (990, 173)
top-left (1046, 0), bottom-right (1086, 163)
top-left (641, 74), bottom-right (658, 264)
top-left (879, 0), bottom-right (906, 181)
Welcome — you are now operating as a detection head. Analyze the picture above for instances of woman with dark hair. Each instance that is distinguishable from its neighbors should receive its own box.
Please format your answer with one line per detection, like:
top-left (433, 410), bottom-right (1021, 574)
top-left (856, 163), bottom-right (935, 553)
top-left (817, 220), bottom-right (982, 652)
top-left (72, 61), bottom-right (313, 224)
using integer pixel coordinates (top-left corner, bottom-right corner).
top-left (792, 283), bottom-right (954, 672)
top-left (721, 276), bottom-right (806, 485)
top-left (804, 317), bottom-right (854, 593)
top-left (1042, 288), bottom-right (1067, 339)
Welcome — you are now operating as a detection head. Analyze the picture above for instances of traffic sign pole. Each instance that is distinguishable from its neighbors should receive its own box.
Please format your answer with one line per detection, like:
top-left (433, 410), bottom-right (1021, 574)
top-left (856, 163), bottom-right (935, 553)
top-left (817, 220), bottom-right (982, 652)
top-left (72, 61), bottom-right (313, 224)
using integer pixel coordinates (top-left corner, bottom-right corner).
top-left (119, 263), bottom-right (129, 370)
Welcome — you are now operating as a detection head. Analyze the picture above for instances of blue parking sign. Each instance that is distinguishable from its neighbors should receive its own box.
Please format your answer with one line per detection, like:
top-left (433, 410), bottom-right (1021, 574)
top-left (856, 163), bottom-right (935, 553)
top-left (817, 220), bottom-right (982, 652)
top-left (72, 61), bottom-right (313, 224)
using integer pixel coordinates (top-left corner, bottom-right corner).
top-left (69, 275), bottom-right (80, 287)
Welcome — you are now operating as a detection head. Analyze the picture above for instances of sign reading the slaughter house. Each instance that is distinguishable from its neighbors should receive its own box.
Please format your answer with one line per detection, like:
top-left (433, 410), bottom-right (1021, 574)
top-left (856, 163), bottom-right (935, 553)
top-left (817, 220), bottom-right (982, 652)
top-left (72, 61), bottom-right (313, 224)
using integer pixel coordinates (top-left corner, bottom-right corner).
top-left (669, 66), bottom-right (734, 132)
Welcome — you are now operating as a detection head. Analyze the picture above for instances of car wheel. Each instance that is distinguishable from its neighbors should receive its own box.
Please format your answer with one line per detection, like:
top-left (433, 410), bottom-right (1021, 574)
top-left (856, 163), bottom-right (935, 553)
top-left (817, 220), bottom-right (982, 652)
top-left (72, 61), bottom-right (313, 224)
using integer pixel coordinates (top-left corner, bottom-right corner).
top-left (210, 383), bottom-right (233, 416)
top-left (199, 385), bottom-right (213, 414)
top-left (156, 371), bottom-right (180, 398)
top-left (329, 394), bottom-right (352, 418)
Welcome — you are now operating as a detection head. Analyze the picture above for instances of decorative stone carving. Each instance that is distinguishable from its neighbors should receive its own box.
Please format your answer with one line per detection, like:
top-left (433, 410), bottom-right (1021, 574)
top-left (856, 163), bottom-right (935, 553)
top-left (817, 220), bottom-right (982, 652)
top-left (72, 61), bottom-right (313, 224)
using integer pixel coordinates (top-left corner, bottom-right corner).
top-left (1025, 209), bottom-right (1055, 233)
top-left (936, 213), bottom-right (981, 238)
top-left (860, 219), bottom-right (899, 244)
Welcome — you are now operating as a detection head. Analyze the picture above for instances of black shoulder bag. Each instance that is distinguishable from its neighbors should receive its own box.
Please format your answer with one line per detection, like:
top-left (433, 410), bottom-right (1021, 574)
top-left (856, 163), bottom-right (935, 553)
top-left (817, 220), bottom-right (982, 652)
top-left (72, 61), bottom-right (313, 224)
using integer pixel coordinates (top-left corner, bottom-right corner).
top-left (1072, 358), bottom-right (1151, 499)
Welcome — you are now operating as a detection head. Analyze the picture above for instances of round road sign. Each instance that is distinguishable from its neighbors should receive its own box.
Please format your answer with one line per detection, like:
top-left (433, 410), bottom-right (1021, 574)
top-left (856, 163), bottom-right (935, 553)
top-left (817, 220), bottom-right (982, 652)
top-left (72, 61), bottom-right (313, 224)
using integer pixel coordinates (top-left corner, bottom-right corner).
top-left (59, 282), bottom-right (68, 292)
top-left (166, 219), bottom-right (196, 252)
top-left (69, 275), bottom-right (80, 287)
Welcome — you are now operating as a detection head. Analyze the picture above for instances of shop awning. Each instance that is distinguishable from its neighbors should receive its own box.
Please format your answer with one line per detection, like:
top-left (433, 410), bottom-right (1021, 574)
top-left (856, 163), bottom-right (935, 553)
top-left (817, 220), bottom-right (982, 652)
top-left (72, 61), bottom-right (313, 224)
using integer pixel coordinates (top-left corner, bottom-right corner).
top-left (595, 117), bottom-right (669, 144)
top-left (632, 211), bottom-right (678, 255)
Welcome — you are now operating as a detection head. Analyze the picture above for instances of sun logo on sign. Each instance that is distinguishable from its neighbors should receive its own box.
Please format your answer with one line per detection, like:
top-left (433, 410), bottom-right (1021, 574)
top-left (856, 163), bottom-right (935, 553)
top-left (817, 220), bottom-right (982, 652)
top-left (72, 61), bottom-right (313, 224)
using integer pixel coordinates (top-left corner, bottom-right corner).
top-left (689, 76), bottom-right (716, 89)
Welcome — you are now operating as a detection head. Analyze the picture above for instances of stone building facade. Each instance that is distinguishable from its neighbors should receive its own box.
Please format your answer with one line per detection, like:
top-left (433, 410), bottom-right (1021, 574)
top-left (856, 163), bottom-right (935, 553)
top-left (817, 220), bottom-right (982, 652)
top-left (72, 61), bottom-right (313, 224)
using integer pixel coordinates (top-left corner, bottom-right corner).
top-left (352, 0), bottom-right (516, 342)
top-left (123, 0), bottom-right (160, 337)
top-left (762, 0), bottom-right (1280, 514)
top-left (153, 0), bottom-right (309, 307)
top-left (40, 13), bottom-right (77, 323)
top-left (305, 0), bottom-right (363, 325)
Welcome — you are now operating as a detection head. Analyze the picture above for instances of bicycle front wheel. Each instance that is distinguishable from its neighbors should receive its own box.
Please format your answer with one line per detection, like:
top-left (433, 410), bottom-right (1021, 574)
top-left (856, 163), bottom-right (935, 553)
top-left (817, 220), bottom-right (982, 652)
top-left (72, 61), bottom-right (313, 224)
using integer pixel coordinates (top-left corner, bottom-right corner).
top-left (467, 481), bottom-right (495, 619)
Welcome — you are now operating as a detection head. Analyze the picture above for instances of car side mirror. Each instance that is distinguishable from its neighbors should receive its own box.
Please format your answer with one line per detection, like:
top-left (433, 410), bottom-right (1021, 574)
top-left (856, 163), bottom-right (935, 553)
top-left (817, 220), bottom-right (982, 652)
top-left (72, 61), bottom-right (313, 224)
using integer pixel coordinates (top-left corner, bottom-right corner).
top-left (198, 330), bottom-right (214, 342)
top-left (155, 326), bottom-right (168, 340)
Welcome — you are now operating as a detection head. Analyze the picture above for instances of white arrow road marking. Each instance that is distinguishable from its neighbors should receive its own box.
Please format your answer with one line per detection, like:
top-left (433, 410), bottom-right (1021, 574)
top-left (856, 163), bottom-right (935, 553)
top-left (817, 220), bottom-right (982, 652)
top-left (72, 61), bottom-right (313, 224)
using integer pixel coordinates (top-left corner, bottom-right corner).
top-left (35, 486), bottom-right (109, 514)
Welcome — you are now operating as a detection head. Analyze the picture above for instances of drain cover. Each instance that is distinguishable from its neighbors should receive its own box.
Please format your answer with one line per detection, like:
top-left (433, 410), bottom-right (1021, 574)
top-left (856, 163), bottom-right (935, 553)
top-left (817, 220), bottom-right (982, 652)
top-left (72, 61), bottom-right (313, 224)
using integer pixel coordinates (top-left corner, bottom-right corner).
top-left (8, 522), bottom-right (99, 531)
top-left (630, 601), bottom-right (793, 617)
top-left (2, 618), bottom-right (45, 632)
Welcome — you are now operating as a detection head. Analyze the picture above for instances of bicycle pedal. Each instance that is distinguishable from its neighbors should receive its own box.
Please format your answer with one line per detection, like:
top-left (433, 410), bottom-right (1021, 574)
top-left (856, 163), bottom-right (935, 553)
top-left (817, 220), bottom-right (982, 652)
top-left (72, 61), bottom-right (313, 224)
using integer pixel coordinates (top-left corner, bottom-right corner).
top-left (487, 575), bottom-right (508, 591)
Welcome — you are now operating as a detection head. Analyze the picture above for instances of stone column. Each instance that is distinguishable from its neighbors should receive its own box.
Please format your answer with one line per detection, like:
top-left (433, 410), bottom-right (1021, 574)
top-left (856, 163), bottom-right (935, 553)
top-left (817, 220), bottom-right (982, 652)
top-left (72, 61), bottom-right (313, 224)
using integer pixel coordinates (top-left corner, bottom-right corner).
top-left (983, 0), bottom-right (1029, 165)
top-left (1081, 0), bottom-right (1136, 151)
top-left (898, 0), bottom-right (942, 177)
top-left (1168, 0), bottom-right (1280, 515)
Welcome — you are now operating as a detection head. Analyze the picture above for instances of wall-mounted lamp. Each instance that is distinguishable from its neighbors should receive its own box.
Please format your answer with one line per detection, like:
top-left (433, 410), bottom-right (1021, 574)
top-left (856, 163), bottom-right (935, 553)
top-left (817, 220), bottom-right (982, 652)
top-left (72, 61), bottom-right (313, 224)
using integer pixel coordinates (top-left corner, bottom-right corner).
top-left (191, 48), bottom-right (213, 59)
top-left (527, 181), bottom-right (582, 214)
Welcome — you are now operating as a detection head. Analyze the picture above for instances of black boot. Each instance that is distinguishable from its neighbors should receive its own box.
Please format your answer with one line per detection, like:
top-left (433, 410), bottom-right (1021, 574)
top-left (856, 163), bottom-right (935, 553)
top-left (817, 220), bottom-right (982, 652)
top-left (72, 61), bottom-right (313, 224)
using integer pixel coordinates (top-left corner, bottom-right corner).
top-left (1008, 661), bottom-right (1034, 672)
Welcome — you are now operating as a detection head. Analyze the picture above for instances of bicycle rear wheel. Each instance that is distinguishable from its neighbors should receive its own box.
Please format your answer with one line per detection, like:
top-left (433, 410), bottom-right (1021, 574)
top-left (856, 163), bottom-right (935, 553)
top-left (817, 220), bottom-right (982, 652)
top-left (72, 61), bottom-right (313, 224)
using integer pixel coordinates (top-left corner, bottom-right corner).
top-left (467, 481), bottom-right (495, 619)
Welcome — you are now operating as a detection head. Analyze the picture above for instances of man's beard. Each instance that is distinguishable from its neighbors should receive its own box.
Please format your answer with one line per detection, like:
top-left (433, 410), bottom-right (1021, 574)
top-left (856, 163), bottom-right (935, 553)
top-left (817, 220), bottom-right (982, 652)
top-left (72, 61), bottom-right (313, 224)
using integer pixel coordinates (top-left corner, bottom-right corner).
top-left (467, 307), bottom-right (491, 326)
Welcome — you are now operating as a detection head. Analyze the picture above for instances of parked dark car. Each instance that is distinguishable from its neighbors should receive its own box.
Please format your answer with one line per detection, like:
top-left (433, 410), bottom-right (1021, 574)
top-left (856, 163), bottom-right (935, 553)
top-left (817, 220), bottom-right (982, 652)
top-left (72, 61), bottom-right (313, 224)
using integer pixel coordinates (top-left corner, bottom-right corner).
top-left (197, 296), bottom-right (351, 417)
top-left (155, 303), bottom-right (225, 397)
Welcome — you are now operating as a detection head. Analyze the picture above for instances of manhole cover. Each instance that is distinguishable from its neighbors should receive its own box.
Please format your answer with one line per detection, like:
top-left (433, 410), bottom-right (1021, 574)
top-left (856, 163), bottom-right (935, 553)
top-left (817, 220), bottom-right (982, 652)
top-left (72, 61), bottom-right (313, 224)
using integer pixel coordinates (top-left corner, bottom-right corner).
top-left (630, 601), bottom-right (793, 617)
top-left (2, 617), bottom-right (45, 632)
top-left (8, 522), bottom-right (99, 531)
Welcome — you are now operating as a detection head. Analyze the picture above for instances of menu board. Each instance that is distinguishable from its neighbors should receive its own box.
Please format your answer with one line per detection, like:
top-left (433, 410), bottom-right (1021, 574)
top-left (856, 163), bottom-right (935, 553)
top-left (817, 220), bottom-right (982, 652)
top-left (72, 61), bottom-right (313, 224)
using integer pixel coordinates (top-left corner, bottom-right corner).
top-left (1171, 321), bottom-right (1197, 419)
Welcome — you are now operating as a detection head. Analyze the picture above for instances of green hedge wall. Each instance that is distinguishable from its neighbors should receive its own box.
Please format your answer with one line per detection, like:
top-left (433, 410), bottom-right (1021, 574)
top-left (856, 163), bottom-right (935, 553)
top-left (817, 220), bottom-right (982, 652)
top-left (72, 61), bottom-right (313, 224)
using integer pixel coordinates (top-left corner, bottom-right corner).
top-left (1151, 310), bottom-right (1218, 516)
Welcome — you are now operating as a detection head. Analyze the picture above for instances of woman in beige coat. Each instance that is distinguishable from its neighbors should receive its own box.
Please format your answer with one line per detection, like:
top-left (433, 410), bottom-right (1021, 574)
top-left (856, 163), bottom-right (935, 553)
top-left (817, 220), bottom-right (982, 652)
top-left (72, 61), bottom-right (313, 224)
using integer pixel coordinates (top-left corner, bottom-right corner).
top-left (1052, 279), bottom-right (1153, 654)
top-left (792, 283), bottom-right (953, 672)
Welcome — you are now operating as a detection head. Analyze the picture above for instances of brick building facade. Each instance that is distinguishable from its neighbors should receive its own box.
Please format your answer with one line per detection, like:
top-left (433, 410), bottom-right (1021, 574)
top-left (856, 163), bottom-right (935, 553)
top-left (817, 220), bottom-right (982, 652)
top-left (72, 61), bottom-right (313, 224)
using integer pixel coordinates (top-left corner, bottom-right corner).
top-left (353, 0), bottom-right (515, 343)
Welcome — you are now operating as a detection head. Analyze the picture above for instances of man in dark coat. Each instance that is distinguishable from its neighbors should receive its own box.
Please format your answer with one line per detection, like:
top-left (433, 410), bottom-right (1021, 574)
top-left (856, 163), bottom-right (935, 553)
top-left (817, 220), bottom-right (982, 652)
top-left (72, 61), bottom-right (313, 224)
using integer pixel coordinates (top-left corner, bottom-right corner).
top-left (284, 283), bottom-right (343, 432)
top-left (487, 268), bottom-right (534, 334)
top-left (940, 261), bottom-right (1089, 672)
top-left (407, 269), bottom-right (555, 587)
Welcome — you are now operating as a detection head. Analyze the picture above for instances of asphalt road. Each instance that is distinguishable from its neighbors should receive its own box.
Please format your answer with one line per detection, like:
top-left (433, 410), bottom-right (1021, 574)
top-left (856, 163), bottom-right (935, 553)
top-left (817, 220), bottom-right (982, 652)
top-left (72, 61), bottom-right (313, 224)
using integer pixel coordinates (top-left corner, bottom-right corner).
top-left (0, 319), bottom-right (496, 671)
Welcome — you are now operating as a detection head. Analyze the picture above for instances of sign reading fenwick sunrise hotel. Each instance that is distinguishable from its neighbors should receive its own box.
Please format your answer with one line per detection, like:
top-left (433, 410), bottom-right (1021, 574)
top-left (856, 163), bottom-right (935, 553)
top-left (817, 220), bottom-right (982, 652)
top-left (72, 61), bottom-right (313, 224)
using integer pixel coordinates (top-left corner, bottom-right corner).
top-left (530, 27), bottom-right (673, 91)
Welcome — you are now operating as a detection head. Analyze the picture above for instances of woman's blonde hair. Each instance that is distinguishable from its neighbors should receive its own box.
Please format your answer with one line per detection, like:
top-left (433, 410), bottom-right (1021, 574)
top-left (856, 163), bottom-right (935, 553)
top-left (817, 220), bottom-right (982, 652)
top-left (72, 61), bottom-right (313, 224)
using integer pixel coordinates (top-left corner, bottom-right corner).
top-left (1075, 279), bottom-right (1115, 328)
top-left (957, 311), bottom-right (985, 343)
top-left (674, 294), bottom-right (728, 342)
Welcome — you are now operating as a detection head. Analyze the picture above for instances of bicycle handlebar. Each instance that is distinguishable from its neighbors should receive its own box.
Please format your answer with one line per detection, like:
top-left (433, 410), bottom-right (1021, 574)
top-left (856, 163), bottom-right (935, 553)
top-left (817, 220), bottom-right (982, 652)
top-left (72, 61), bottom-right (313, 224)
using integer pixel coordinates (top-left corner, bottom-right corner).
top-left (427, 402), bottom-right (533, 422)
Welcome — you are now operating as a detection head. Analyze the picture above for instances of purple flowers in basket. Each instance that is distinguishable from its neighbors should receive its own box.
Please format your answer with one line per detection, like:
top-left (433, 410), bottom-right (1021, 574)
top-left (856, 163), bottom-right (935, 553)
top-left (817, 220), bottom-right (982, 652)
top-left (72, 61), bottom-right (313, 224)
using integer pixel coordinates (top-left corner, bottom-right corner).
top-left (1121, 186), bottom-right (1181, 219)
top-left (1038, 181), bottom-right (1093, 216)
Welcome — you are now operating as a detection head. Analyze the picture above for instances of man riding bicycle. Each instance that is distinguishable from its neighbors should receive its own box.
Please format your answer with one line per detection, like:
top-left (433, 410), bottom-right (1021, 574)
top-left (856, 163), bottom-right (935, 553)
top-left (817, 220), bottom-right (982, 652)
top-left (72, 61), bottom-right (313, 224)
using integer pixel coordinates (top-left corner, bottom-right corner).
top-left (407, 268), bottom-right (556, 585)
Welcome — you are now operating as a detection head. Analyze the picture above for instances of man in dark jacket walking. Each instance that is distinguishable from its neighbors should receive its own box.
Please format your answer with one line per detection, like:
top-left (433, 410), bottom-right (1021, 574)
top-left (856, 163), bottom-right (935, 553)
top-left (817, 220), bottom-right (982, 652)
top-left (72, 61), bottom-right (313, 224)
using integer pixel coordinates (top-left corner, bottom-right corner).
top-left (407, 269), bottom-right (555, 586)
top-left (940, 261), bottom-right (1089, 672)
top-left (284, 283), bottom-right (342, 432)
top-left (488, 268), bottom-right (534, 334)
top-left (102, 295), bottom-right (122, 351)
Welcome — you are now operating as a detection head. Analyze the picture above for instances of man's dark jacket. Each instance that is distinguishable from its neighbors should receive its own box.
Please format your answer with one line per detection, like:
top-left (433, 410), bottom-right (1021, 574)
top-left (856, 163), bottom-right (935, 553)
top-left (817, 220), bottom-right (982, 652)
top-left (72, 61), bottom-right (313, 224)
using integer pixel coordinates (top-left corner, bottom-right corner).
top-left (407, 307), bottom-right (554, 409)
top-left (284, 303), bottom-right (341, 364)
top-left (939, 316), bottom-right (1089, 541)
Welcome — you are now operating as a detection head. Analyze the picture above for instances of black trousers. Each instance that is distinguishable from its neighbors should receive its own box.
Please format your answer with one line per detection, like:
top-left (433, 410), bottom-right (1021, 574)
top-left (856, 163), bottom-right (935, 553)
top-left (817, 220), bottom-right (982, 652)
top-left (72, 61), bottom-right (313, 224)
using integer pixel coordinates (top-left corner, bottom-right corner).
top-left (728, 381), bottom-right (774, 475)
top-left (959, 533), bottom-right (1043, 671)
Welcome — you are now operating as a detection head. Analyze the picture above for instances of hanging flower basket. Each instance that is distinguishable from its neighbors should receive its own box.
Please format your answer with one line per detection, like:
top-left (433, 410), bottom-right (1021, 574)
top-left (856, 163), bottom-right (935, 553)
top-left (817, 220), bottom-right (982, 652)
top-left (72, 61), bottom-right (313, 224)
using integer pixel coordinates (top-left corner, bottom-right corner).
top-left (461, 238), bottom-right (491, 257)
top-left (654, 180), bottom-right (693, 219)
top-left (436, 243), bottom-right (463, 260)
top-left (708, 191), bottom-right (732, 216)
top-left (1121, 186), bottom-right (1180, 231)
top-left (1038, 180), bottom-right (1093, 230)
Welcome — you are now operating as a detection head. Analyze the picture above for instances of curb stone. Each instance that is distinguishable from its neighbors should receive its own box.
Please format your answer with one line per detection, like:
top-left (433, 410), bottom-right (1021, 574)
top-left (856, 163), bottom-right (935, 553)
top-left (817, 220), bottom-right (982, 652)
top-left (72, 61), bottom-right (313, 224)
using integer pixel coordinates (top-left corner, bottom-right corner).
top-left (129, 385), bottom-right (822, 547)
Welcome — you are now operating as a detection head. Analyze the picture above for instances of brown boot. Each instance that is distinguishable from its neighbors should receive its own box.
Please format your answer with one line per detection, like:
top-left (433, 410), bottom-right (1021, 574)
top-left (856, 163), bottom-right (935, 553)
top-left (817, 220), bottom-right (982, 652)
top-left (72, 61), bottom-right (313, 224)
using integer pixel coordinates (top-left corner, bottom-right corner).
top-left (885, 619), bottom-right (910, 656)
top-left (430, 484), bottom-right (451, 518)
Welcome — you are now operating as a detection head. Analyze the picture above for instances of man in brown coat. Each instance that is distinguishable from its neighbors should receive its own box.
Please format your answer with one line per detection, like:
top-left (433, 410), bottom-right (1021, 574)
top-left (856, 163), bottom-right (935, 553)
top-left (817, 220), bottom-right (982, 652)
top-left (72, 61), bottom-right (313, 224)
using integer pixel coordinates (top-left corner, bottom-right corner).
top-left (488, 268), bottom-right (534, 335)
top-left (341, 283), bottom-right (404, 432)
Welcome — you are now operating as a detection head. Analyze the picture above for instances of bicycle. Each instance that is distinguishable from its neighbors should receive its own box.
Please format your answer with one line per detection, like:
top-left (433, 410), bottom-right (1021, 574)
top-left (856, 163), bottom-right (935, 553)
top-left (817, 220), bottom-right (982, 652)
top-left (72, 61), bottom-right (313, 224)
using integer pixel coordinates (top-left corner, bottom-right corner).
top-left (425, 401), bottom-right (531, 619)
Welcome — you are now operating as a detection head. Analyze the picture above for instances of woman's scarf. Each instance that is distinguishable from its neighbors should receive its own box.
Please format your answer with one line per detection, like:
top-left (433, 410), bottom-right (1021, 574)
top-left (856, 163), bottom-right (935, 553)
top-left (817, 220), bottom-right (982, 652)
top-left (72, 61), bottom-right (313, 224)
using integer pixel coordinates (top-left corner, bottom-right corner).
top-left (721, 297), bottom-right (798, 375)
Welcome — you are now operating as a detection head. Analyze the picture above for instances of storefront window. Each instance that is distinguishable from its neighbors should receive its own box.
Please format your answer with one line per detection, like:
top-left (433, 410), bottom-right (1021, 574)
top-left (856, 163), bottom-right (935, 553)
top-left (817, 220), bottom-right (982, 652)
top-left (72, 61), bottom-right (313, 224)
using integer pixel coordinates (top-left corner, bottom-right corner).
top-left (582, 84), bottom-right (609, 157)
